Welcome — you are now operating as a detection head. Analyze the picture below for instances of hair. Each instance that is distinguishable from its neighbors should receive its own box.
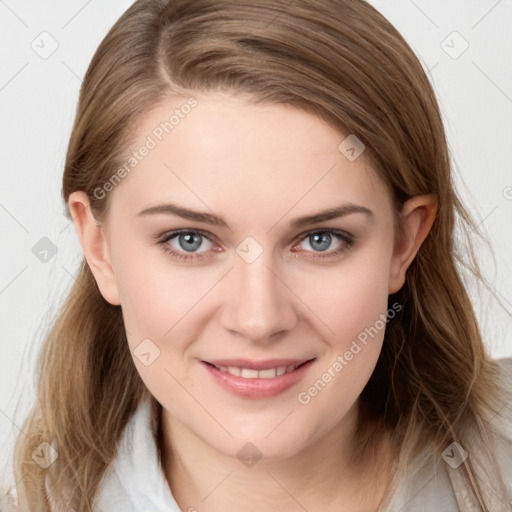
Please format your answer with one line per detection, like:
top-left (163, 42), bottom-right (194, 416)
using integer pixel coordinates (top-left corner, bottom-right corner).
top-left (11, 0), bottom-right (508, 510)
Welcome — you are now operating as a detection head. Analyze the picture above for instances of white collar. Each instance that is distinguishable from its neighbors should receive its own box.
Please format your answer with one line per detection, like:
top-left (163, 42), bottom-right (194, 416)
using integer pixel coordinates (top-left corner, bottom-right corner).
top-left (94, 396), bottom-right (181, 511)
top-left (84, 358), bottom-right (512, 511)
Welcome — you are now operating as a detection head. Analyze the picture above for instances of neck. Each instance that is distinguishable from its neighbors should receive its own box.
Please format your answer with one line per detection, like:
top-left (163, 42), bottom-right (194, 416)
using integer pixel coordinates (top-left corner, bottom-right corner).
top-left (159, 401), bottom-right (396, 512)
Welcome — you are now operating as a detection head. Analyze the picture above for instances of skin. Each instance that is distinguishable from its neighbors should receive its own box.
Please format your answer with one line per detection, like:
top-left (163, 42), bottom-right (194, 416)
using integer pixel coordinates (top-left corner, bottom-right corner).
top-left (69, 91), bottom-right (436, 512)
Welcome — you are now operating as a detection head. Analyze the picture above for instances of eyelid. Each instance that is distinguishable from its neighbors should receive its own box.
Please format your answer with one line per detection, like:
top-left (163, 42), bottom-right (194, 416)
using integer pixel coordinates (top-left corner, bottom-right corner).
top-left (155, 228), bottom-right (218, 245)
top-left (156, 227), bottom-right (355, 261)
top-left (156, 227), bottom-right (351, 246)
top-left (292, 227), bottom-right (352, 243)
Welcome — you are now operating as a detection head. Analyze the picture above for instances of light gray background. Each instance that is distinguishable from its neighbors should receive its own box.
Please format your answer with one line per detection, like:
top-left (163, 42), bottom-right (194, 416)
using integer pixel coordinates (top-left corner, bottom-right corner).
top-left (1, 0), bottom-right (511, 491)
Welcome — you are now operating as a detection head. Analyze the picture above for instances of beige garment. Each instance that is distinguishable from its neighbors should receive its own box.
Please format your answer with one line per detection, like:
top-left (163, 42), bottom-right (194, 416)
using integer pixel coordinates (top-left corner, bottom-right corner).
top-left (379, 357), bottom-right (512, 512)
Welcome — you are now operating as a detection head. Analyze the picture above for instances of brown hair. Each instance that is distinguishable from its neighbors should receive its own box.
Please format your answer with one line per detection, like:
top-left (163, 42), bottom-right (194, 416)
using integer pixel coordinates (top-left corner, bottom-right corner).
top-left (12, 0), bottom-right (506, 510)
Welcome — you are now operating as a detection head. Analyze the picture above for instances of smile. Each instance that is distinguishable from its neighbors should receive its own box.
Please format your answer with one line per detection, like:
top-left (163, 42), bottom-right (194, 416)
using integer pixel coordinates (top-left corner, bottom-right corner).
top-left (210, 364), bottom-right (300, 379)
top-left (201, 359), bottom-right (316, 399)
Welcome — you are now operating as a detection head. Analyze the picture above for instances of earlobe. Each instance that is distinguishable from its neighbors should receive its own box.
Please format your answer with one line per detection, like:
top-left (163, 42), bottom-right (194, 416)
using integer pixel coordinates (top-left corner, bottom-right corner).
top-left (68, 191), bottom-right (121, 305)
top-left (388, 194), bottom-right (437, 294)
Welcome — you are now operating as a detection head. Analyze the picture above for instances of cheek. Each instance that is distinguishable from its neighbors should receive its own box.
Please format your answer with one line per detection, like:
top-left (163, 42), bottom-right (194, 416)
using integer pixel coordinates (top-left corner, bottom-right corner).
top-left (293, 254), bottom-right (393, 428)
top-left (111, 234), bottom-right (211, 337)
top-left (112, 252), bottom-right (211, 404)
top-left (296, 241), bottom-right (393, 348)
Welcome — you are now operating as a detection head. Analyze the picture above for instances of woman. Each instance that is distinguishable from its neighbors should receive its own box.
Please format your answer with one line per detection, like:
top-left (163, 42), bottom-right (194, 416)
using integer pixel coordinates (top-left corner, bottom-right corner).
top-left (8, 0), bottom-right (512, 510)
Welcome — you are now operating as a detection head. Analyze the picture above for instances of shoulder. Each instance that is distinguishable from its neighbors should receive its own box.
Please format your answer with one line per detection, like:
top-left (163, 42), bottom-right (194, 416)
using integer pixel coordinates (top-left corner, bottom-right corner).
top-left (439, 356), bottom-right (512, 510)
top-left (379, 356), bottom-right (512, 512)
top-left (493, 355), bottom-right (512, 395)
top-left (487, 357), bottom-right (512, 496)
top-left (486, 357), bottom-right (512, 446)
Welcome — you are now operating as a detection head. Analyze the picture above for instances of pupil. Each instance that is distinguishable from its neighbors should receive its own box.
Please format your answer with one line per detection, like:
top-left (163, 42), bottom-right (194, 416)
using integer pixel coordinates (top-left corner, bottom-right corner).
top-left (179, 233), bottom-right (202, 252)
top-left (311, 233), bottom-right (331, 251)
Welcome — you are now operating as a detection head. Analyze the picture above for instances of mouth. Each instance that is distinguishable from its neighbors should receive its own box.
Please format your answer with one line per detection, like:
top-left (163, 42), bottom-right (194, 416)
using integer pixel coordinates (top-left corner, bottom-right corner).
top-left (201, 358), bottom-right (316, 399)
top-left (203, 360), bottom-right (313, 379)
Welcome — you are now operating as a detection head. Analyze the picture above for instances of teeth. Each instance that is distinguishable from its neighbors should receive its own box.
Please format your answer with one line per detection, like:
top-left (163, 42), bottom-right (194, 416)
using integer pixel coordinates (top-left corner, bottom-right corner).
top-left (215, 364), bottom-right (299, 379)
top-left (258, 368), bottom-right (277, 378)
top-left (241, 368), bottom-right (260, 379)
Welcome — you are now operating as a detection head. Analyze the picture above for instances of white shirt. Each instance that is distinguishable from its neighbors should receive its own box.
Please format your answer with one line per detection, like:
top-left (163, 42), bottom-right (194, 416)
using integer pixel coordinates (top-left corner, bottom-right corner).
top-left (93, 358), bottom-right (512, 511)
top-left (3, 360), bottom-right (511, 511)
top-left (93, 395), bottom-right (180, 511)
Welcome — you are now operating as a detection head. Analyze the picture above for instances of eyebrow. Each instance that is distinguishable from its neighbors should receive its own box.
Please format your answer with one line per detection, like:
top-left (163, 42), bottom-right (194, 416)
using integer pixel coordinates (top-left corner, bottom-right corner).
top-left (137, 202), bottom-right (374, 229)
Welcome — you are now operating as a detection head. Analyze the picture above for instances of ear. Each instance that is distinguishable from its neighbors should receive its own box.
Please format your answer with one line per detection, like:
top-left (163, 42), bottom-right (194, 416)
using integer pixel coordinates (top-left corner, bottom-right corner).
top-left (68, 191), bottom-right (121, 305)
top-left (388, 194), bottom-right (437, 294)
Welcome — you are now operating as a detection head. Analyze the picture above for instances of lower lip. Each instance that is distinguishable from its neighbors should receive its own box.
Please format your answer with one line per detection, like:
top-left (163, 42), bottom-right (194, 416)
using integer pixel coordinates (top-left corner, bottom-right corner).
top-left (201, 360), bottom-right (315, 399)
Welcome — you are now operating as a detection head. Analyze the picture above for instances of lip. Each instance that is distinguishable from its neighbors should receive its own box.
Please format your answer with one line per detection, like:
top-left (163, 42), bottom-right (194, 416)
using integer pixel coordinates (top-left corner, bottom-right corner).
top-left (206, 358), bottom-right (312, 370)
top-left (201, 358), bottom-right (316, 399)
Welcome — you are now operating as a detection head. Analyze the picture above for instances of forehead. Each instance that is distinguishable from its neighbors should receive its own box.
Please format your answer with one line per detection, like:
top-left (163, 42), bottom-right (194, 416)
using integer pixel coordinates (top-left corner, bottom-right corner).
top-left (107, 92), bottom-right (392, 225)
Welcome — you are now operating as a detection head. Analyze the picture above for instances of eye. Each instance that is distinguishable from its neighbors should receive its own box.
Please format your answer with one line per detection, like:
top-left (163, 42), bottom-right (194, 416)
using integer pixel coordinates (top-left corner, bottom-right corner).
top-left (292, 229), bottom-right (354, 259)
top-left (156, 230), bottom-right (215, 261)
top-left (171, 231), bottom-right (212, 253)
top-left (156, 228), bottom-right (355, 263)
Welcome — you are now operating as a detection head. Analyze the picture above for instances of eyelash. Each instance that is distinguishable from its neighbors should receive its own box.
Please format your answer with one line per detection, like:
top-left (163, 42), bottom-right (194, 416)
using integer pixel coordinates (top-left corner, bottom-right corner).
top-left (155, 229), bottom-right (355, 263)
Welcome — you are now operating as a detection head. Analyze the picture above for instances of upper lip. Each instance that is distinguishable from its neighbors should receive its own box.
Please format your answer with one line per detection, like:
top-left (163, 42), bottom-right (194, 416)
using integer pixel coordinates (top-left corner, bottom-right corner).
top-left (203, 358), bottom-right (315, 370)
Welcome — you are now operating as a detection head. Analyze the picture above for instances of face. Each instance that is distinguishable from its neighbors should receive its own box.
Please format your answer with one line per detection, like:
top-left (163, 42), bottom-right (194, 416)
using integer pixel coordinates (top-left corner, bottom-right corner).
top-left (74, 91), bottom-right (427, 462)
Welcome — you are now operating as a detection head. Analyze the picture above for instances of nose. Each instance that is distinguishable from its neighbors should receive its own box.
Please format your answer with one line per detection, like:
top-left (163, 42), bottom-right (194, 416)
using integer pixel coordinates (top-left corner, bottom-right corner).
top-left (219, 252), bottom-right (299, 344)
